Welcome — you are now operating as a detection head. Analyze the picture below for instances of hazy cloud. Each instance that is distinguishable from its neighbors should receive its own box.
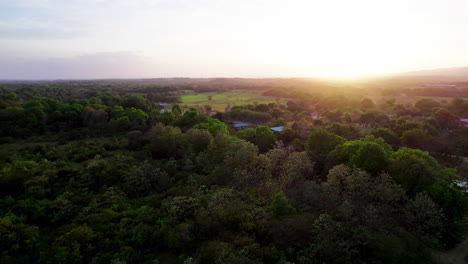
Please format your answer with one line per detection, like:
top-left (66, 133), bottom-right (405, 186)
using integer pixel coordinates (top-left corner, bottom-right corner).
top-left (0, 52), bottom-right (173, 79)
top-left (1, 0), bottom-right (468, 78)
top-left (0, 25), bottom-right (82, 39)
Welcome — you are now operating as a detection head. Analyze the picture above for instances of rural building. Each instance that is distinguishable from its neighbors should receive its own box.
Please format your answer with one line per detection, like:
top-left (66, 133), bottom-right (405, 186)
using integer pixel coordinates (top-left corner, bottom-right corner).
top-left (233, 123), bottom-right (249, 130)
top-left (270, 126), bottom-right (285, 132)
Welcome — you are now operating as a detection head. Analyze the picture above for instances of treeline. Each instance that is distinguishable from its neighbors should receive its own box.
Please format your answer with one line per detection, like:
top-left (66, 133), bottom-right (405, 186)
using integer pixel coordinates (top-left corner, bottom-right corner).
top-left (381, 86), bottom-right (468, 98)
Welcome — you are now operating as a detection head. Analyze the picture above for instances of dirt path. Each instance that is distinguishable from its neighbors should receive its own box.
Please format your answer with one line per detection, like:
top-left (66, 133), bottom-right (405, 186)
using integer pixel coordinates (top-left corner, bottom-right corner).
top-left (435, 236), bottom-right (468, 264)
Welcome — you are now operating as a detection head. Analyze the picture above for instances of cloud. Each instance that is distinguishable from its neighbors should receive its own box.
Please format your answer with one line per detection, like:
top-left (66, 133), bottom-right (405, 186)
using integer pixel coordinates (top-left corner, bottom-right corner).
top-left (0, 52), bottom-right (174, 79)
top-left (0, 25), bottom-right (82, 39)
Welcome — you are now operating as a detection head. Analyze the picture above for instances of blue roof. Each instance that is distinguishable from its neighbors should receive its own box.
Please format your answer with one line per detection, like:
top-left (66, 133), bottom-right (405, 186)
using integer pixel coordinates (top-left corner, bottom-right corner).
top-left (234, 123), bottom-right (249, 127)
top-left (270, 126), bottom-right (285, 132)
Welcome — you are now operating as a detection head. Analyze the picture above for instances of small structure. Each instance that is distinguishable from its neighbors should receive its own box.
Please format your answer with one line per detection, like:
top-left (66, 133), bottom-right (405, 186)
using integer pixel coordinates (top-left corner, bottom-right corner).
top-left (158, 102), bottom-right (172, 107)
top-left (460, 118), bottom-right (468, 123)
top-left (270, 126), bottom-right (285, 132)
top-left (234, 123), bottom-right (249, 129)
top-left (310, 112), bottom-right (318, 119)
top-left (160, 109), bottom-right (170, 113)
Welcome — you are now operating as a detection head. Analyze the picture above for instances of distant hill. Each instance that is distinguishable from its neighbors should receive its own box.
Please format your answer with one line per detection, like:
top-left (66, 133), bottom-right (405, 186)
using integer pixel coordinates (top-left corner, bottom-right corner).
top-left (394, 67), bottom-right (468, 82)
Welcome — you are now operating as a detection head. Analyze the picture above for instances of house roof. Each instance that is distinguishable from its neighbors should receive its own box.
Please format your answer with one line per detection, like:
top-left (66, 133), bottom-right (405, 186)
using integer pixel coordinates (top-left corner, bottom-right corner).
top-left (234, 123), bottom-right (249, 127)
top-left (270, 126), bottom-right (285, 132)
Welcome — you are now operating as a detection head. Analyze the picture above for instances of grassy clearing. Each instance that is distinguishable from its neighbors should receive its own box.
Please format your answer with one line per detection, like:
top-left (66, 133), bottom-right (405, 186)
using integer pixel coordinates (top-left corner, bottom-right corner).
top-left (181, 90), bottom-right (286, 111)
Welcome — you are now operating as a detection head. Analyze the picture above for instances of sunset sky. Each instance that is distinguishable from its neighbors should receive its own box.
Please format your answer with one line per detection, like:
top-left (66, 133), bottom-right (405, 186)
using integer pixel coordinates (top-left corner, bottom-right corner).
top-left (1, 0), bottom-right (468, 79)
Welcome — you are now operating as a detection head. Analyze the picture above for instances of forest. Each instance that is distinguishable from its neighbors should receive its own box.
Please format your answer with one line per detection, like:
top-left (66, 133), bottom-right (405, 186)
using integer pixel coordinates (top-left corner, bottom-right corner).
top-left (0, 79), bottom-right (467, 264)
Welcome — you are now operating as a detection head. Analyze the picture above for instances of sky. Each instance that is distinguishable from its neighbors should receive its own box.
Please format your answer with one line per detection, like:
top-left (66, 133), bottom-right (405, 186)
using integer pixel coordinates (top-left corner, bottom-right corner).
top-left (1, 0), bottom-right (468, 79)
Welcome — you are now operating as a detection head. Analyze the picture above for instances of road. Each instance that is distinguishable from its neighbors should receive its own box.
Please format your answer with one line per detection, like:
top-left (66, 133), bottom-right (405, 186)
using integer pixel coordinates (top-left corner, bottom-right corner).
top-left (434, 236), bottom-right (468, 264)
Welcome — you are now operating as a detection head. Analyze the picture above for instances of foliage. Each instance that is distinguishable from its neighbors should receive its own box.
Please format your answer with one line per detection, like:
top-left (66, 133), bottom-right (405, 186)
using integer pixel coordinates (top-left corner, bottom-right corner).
top-left (270, 191), bottom-right (296, 218)
top-left (306, 128), bottom-right (346, 158)
top-left (194, 118), bottom-right (228, 136)
top-left (331, 136), bottom-right (391, 174)
top-left (237, 126), bottom-right (276, 152)
top-left (0, 80), bottom-right (466, 263)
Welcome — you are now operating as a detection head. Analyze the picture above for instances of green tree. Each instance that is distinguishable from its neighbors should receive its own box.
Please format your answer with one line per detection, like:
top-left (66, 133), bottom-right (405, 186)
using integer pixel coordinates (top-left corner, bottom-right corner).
top-left (236, 128), bottom-right (256, 142)
top-left (179, 110), bottom-right (200, 129)
top-left (332, 136), bottom-right (392, 174)
top-left (254, 126), bottom-right (276, 152)
top-left (327, 123), bottom-right (361, 140)
top-left (184, 128), bottom-right (213, 153)
top-left (159, 110), bottom-right (176, 126)
top-left (415, 98), bottom-right (440, 113)
top-left (271, 191), bottom-right (296, 218)
top-left (172, 104), bottom-right (183, 117)
top-left (369, 127), bottom-right (399, 145)
top-left (401, 128), bottom-right (431, 149)
top-left (194, 118), bottom-right (228, 136)
top-left (306, 128), bottom-right (346, 158)
top-left (432, 108), bottom-right (458, 130)
top-left (426, 180), bottom-right (468, 246)
top-left (148, 124), bottom-right (183, 159)
top-left (389, 148), bottom-right (440, 195)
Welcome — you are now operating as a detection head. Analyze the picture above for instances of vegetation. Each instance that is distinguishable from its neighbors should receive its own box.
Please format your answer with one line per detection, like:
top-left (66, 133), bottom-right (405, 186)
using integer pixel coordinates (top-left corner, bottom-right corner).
top-left (181, 91), bottom-right (285, 111)
top-left (0, 79), bottom-right (467, 263)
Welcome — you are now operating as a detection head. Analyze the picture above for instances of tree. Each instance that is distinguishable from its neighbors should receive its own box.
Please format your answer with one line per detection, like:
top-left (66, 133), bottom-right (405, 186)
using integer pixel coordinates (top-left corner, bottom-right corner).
top-left (184, 128), bottom-right (213, 153)
top-left (415, 98), bottom-right (440, 113)
top-left (179, 110), bottom-right (200, 130)
top-left (236, 128), bottom-right (256, 142)
top-left (401, 128), bottom-right (431, 149)
top-left (82, 106), bottom-right (108, 129)
top-left (172, 104), bottom-right (183, 117)
top-left (121, 94), bottom-right (150, 111)
top-left (369, 127), bottom-right (399, 145)
top-left (158, 110), bottom-right (176, 126)
top-left (389, 148), bottom-right (441, 195)
top-left (270, 191), bottom-right (296, 218)
top-left (404, 193), bottom-right (444, 246)
top-left (332, 139), bottom-right (390, 175)
top-left (148, 124), bottom-right (183, 159)
top-left (327, 123), bottom-right (361, 140)
top-left (237, 126), bottom-right (277, 152)
top-left (255, 126), bottom-right (276, 152)
top-left (111, 106), bottom-right (125, 119)
top-left (361, 98), bottom-right (375, 109)
top-left (194, 118), bottom-right (228, 136)
top-left (432, 108), bottom-right (459, 130)
top-left (124, 107), bottom-right (148, 127)
top-left (426, 180), bottom-right (468, 226)
top-left (266, 144), bottom-right (314, 188)
top-left (122, 161), bottom-right (171, 197)
top-left (425, 180), bottom-right (468, 247)
top-left (306, 128), bottom-right (346, 158)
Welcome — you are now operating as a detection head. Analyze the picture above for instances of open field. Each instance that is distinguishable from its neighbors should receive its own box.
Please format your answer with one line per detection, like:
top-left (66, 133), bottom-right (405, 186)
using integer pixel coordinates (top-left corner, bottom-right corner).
top-left (181, 90), bottom-right (287, 111)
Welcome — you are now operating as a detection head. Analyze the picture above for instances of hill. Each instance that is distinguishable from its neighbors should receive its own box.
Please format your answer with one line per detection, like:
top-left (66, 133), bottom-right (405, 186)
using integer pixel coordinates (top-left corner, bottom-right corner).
top-left (395, 66), bottom-right (468, 82)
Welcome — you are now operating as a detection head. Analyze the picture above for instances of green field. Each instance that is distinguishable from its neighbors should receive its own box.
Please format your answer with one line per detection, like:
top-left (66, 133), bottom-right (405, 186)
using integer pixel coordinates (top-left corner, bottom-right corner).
top-left (181, 90), bottom-right (286, 111)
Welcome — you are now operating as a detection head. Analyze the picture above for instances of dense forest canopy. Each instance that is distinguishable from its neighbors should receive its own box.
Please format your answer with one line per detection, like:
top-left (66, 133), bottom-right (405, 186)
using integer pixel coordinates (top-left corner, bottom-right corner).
top-left (0, 78), bottom-right (467, 264)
